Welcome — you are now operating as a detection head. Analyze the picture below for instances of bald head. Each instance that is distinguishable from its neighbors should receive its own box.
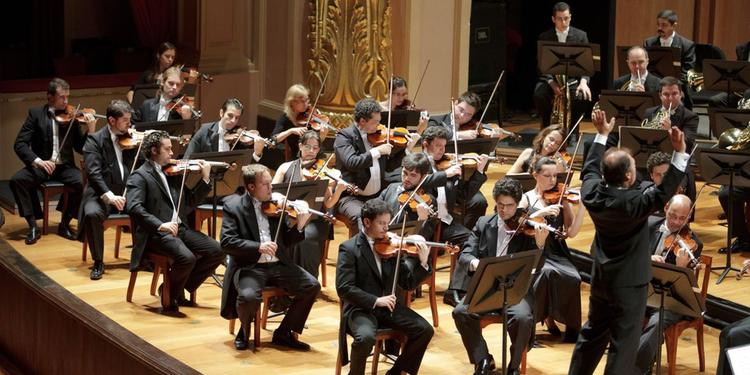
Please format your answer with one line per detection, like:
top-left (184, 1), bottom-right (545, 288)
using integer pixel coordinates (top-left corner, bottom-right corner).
top-left (602, 148), bottom-right (636, 187)
top-left (665, 194), bottom-right (692, 232)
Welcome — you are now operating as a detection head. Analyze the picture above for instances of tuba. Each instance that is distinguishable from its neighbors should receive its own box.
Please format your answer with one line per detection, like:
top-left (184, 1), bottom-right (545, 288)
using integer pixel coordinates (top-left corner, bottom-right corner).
top-left (551, 74), bottom-right (572, 130)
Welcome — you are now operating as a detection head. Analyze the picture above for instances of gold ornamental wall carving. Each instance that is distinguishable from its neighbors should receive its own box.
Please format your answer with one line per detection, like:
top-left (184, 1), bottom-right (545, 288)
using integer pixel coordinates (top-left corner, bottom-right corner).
top-left (308, 0), bottom-right (392, 126)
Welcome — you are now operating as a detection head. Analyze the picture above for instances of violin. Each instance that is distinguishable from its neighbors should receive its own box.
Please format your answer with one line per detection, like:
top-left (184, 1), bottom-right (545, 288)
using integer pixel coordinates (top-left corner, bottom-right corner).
top-left (54, 105), bottom-right (106, 125)
top-left (662, 227), bottom-right (698, 257)
top-left (367, 124), bottom-right (411, 148)
top-left (162, 159), bottom-right (230, 176)
top-left (261, 197), bottom-right (336, 224)
top-left (296, 107), bottom-right (338, 134)
top-left (300, 158), bottom-right (359, 194)
top-left (180, 66), bottom-right (213, 82)
top-left (397, 189), bottom-right (435, 217)
top-left (557, 151), bottom-right (573, 167)
top-left (434, 153), bottom-right (505, 173)
top-left (461, 119), bottom-right (522, 141)
top-left (165, 95), bottom-right (202, 118)
top-left (372, 233), bottom-right (458, 259)
top-left (506, 208), bottom-right (567, 239)
top-left (117, 129), bottom-right (191, 150)
top-left (542, 183), bottom-right (580, 205)
top-left (223, 126), bottom-right (272, 147)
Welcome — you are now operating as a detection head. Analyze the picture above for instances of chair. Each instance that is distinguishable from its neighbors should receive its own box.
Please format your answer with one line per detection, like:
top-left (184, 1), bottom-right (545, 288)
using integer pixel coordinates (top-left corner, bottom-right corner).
top-left (480, 314), bottom-right (528, 374)
top-left (404, 222), bottom-right (442, 327)
top-left (663, 254), bottom-right (712, 375)
top-left (40, 180), bottom-right (73, 235)
top-left (335, 328), bottom-right (407, 375)
top-left (126, 252), bottom-right (196, 309)
top-left (227, 287), bottom-right (290, 348)
top-left (194, 203), bottom-right (222, 234)
top-left (320, 238), bottom-right (331, 287)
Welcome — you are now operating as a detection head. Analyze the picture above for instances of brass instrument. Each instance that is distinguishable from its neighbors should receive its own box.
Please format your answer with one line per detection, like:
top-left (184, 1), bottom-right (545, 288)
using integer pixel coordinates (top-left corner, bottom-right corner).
top-left (718, 122), bottom-right (750, 151)
top-left (551, 74), bottom-right (573, 129)
top-left (738, 97), bottom-right (750, 110)
top-left (686, 69), bottom-right (704, 93)
top-left (591, 73), bottom-right (639, 114)
top-left (641, 103), bottom-right (672, 129)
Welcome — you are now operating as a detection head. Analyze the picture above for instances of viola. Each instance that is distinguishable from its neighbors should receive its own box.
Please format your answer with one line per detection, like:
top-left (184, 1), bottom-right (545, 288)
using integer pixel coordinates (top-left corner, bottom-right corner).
top-left (461, 119), bottom-right (522, 141)
top-left (296, 107), bottom-right (338, 133)
top-left (261, 198), bottom-right (336, 224)
top-left (372, 234), bottom-right (458, 259)
top-left (162, 159), bottom-right (230, 176)
top-left (367, 124), bottom-right (411, 148)
top-left (54, 105), bottom-right (106, 125)
top-left (117, 129), bottom-right (191, 150)
top-left (542, 183), bottom-right (580, 205)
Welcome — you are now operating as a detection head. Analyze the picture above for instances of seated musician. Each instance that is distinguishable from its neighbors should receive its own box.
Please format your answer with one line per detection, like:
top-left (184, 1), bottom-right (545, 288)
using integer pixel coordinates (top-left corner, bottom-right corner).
top-left (126, 42), bottom-right (176, 104)
top-left (11, 78), bottom-right (96, 245)
top-left (272, 130), bottom-right (346, 278)
top-left (452, 178), bottom-right (548, 375)
top-left (79, 99), bottom-right (136, 280)
top-left (613, 46), bottom-right (662, 93)
top-left (125, 131), bottom-right (224, 311)
top-left (272, 84), bottom-right (331, 160)
top-left (519, 156), bottom-right (585, 342)
top-left (135, 66), bottom-right (194, 122)
top-left (379, 76), bottom-right (429, 134)
top-left (507, 124), bottom-right (568, 174)
top-left (427, 91), bottom-right (488, 140)
top-left (185, 98), bottom-right (265, 161)
top-left (636, 194), bottom-right (703, 374)
top-left (717, 315), bottom-right (750, 375)
top-left (220, 164), bottom-right (320, 351)
top-left (378, 152), bottom-right (435, 226)
top-left (336, 198), bottom-right (434, 375)
top-left (718, 184), bottom-right (750, 254)
top-left (643, 10), bottom-right (695, 82)
top-left (418, 126), bottom-right (489, 305)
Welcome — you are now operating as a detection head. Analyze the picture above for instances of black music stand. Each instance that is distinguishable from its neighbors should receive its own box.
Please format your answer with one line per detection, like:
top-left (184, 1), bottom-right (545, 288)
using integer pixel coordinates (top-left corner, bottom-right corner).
top-left (380, 110), bottom-right (422, 128)
top-left (444, 137), bottom-right (500, 155)
top-left (698, 149), bottom-right (750, 284)
top-left (131, 83), bottom-right (159, 109)
top-left (618, 46), bottom-right (681, 80)
top-left (465, 249), bottom-right (541, 375)
top-left (135, 119), bottom-right (198, 157)
top-left (272, 180), bottom-right (328, 212)
top-left (538, 41), bottom-right (600, 135)
top-left (388, 220), bottom-right (422, 237)
top-left (708, 108), bottom-right (750, 138)
top-left (703, 59), bottom-right (750, 101)
top-left (507, 172), bottom-right (569, 193)
top-left (619, 126), bottom-right (673, 169)
top-left (647, 261), bottom-right (705, 375)
top-left (598, 90), bottom-right (660, 131)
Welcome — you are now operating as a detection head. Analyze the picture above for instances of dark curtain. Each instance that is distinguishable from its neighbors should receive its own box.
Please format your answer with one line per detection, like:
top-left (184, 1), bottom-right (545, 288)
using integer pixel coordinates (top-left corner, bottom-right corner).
top-left (129, 0), bottom-right (177, 48)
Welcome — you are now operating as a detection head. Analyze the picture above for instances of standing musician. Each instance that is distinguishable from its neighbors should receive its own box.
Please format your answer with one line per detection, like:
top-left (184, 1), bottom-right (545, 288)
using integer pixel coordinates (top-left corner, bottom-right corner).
top-left (613, 46), bottom-right (662, 93)
top-left (643, 9), bottom-right (696, 82)
top-left (184, 98), bottom-right (265, 161)
top-left (134, 66), bottom-right (194, 122)
top-left (452, 178), bottom-right (548, 375)
top-left (272, 84), bottom-right (331, 161)
top-left (126, 42), bottom-right (176, 104)
top-left (533, 2), bottom-right (592, 130)
top-left (507, 124), bottom-right (568, 174)
top-left (336, 198), bottom-right (434, 375)
top-left (11, 78), bottom-right (96, 245)
top-left (520, 156), bottom-right (585, 343)
top-left (418, 126), bottom-right (489, 306)
top-left (379, 76), bottom-right (429, 134)
top-left (568, 109), bottom-right (688, 375)
top-left (272, 130), bottom-right (346, 278)
top-left (125, 131), bottom-right (224, 311)
top-left (220, 164), bottom-right (320, 351)
top-left (635, 194), bottom-right (703, 374)
top-left (78, 99), bottom-right (136, 280)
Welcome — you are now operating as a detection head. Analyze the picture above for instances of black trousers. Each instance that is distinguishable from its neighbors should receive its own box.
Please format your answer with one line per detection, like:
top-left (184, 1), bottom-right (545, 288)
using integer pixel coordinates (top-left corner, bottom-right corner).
top-left (568, 281), bottom-right (648, 375)
top-left (719, 185), bottom-right (750, 242)
top-left (717, 316), bottom-right (750, 375)
top-left (10, 164), bottom-right (82, 221)
top-left (532, 81), bottom-right (590, 132)
top-left (337, 195), bottom-right (371, 238)
top-left (146, 225), bottom-right (223, 299)
top-left (455, 191), bottom-right (488, 231)
top-left (635, 308), bottom-right (684, 374)
top-left (292, 217), bottom-right (331, 278)
top-left (80, 198), bottom-right (116, 262)
top-left (234, 261), bottom-right (320, 335)
top-left (452, 293), bottom-right (535, 371)
top-left (348, 304), bottom-right (434, 375)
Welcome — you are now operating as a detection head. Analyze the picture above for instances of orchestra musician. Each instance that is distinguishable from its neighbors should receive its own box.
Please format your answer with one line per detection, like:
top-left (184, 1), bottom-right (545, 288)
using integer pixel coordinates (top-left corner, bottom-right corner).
top-left (184, 98), bottom-right (265, 161)
top-left (452, 178), bottom-right (548, 375)
top-left (507, 124), bottom-right (568, 174)
top-left (125, 131), bottom-right (224, 311)
top-left (380, 76), bottom-right (428, 134)
top-left (568, 109), bottom-right (688, 374)
top-left (643, 9), bottom-right (696, 82)
top-left (612, 46), bottom-right (662, 93)
top-left (134, 66), bottom-right (194, 122)
top-left (220, 164), bottom-right (319, 351)
top-left (78, 99), bottom-right (136, 280)
top-left (378, 153), bottom-right (435, 226)
top-left (272, 130), bottom-right (346, 278)
top-left (336, 198), bottom-right (433, 375)
top-left (126, 42), bottom-right (176, 104)
top-left (11, 78), bottom-right (97, 245)
top-left (635, 194), bottom-right (703, 374)
top-left (272, 84), bottom-right (330, 161)
top-left (717, 316), bottom-right (750, 375)
top-left (426, 91), bottom-right (483, 140)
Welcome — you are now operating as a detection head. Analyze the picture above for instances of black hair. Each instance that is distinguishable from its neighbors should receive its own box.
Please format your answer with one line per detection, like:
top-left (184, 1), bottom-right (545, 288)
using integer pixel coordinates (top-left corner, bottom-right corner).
top-left (222, 98), bottom-right (244, 113)
top-left (457, 91), bottom-right (481, 111)
top-left (142, 130), bottom-right (170, 160)
top-left (353, 98), bottom-right (381, 123)
top-left (242, 164), bottom-right (270, 186)
top-left (48, 78), bottom-right (70, 96)
top-left (421, 125), bottom-right (451, 144)
top-left (552, 2), bottom-right (570, 15)
top-left (402, 153), bottom-right (432, 176)
top-left (362, 198), bottom-right (391, 221)
top-left (493, 177), bottom-right (523, 203)
top-left (646, 151), bottom-right (671, 175)
top-left (659, 76), bottom-right (682, 92)
top-left (657, 9), bottom-right (678, 24)
top-left (106, 99), bottom-right (133, 119)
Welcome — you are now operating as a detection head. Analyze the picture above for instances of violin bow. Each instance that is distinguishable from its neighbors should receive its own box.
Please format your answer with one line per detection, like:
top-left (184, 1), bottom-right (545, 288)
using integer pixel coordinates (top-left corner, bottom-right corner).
top-left (173, 152), bottom-right (194, 224)
top-left (499, 195), bottom-right (541, 256)
top-left (450, 98), bottom-right (459, 167)
top-left (120, 127), bottom-right (146, 199)
top-left (305, 68), bottom-right (331, 128)
top-left (557, 134), bottom-right (584, 206)
top-left (410, 59), bottom-right (431, 108)
top-left (476, 70), bottom-right (505, 133)
top-left (552, 114), bottom-right (584, 159)
top-left (313, 153), bottom-right (335, 180)
top-left (161, 95), bottom-right (186, 121)
top-left (389, 175), bottom-right (429, 225)
top-left (386, 75), bottom-right (394, 145)
top-left (390, 214), bottom-right (409, 298)
top-left (274, 161), bottom-right (298, 243)
top-left (54, 104), bottom-right (82, 164)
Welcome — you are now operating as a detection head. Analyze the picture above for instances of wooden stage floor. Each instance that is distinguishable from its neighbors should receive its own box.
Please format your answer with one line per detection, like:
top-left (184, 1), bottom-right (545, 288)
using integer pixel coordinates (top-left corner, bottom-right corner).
top-left (0, 128), bottom-right (744, 374)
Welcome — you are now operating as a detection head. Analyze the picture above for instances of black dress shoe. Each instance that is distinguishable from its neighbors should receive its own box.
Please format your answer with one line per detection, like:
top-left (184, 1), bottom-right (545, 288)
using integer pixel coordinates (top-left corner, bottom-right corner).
top-left (90, 262), bottom-right (104, 280)
top-left (546, 317), bottom-right (562, 337)
top-left (176, 296), bottom-right (194, 307)
top-left (272, 329), bottom-right (310, 351)
top-left (157, 283), bottom-right (179, 312)
top-left (57, 221), bottom-right (76, 240)
top-left (443, 289), bottom-right (461, 307)
top-left (719, 239), bottom-right (750, 254)
top-left (25, 226), bottom-right (41, 245)
top-left (234, 327), bottom-right (249, 350)
top-left (563, 328), bottom-right (580, 343)
top-left (473, 355), bottom-right (495, 375)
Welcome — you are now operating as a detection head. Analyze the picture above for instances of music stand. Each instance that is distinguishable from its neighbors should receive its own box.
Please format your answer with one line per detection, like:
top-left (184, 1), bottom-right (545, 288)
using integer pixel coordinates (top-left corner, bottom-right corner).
top-left (272, 180), bottom-right (328, 212)
top-left (647, 261), bottom-right (705, 375)
top-left (698, 149), bottom-right (750, 283)
top-left (507, 172), bottom-right (568, 192)
top-left (538, 41), bottom-right (600, 135)
top-left (619, 127), bottom-right (673, 169)
top-left (131, 83), bottom-right (159, 109)
top-left (380, 110), bottom-right (422, 128)
top-left (598, 90), bottom-right (660, 131)
top-left (708, 108), bottom-right (750, 138)
top-left (703, 59), bottom-right (750, 100)
top-left (727, 343), bottom-right (750, 374)
top-left (640, 46), bottom-right (681, 79)
top-left (135, 119), bottom-right (198, 157)
top-left (465, 249), bottom-right (541, 375)
top-left (388, 220), bottom-right (422, 237)
top-left (444, 137), bottom-right (500, 155)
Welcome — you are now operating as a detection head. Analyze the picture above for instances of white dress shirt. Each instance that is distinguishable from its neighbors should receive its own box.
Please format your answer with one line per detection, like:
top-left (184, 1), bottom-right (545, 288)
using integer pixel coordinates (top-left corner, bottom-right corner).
top-left (217, 124), bottom-right (230, 152)
top-left (253, 196), bottom-right (279, 263)
top-left (556, 27), bottom-right (570, 43)
top-left (157, 95), bottom-right (169, 121)
top-left (152, 161), bottom-right (180, 223)
top-left (358, 128), bottom-right (382, 196)
top-left (48, 108), bottom-right (61, 164)
top-left (102, 127), bottom-right (126, 204)
top-left (660, 31), bottom-right (675, 47)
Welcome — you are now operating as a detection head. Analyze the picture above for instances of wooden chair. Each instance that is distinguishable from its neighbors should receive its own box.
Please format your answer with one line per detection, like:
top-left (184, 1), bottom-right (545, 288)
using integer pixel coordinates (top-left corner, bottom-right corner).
top-left (404, 222), bottom-right (442, 327)
top-left (194, 203), bottom-right (222, 235)
top-left (663, 254), bottom-right (712, 375)
top-left (40, 180), bottom-right (73, 235)
top-left (335, 328), bottom-right (408, 375)
top-left (227, 287), bottom-right (290, 348)
top-left (126, 252), bottom-right (196, 309)
top-left (320, 238), bottom-right (331, 287)
top-left (480, 314), bottom-right (528, 374)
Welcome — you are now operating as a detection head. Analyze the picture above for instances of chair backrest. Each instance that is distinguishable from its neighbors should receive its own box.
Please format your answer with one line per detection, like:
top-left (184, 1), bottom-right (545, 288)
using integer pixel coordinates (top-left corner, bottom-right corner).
top-left (695, 254), bottom-right (713, 299)
top-left (695, 44), bottom-right (726, 72)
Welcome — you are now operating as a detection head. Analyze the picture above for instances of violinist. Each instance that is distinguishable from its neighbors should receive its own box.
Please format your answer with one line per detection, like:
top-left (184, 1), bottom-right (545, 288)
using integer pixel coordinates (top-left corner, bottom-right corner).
top-left (452, 178), bottom-right (549, 375)
top-left (272, 84), bottom-right (330, 161)
top-left (272, 130), bottom-right (345, 277)
top-left (184, 98), bottom-right (264, 161)
top-left (11, 78), bottom-right (97, 245)
top-left (378, 153), bottom-right (435, 226)
top-left (134, 66), bottom-right (194, 122)
top-left (336, 198), bottom-right (433, 375)
top-left (507, 124), bottom-right (568, 174)
top-left (125, 131), bottom-right (223, 312)
top-left (126, 42), bottom-right (177, 104)
top-left (379, 76), bottom-right (428, 134)
top-left (78, 100), bottom-right (137, 280)
top-left (426, 91), bottom-right (483, 140)
top-left (220, 164), bottom-right (319, 351)
top-left (636, 194), bottom-right (703, 374)
top-left (519, 156), bottom-right (585, 343)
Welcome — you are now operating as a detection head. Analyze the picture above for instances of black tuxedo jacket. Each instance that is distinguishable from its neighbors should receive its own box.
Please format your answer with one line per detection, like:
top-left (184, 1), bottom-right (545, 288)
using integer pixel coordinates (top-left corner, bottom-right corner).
top-left (612, 72), bottom-right (662, 93)
top-left (538, 26), bottom-right (590, 82)
top-left (644, 33), bottom-right (696, 80)
top-left (737, 41), bottom-right (750, 61)
top-left (125, 161), bottom-right (211, 271)
top-left (218, 193), bottom-right (304, 319)
top-left (334, 124), bottom-right (398, 194)
top-left (184, 121), bottom-right (251, 156)
top-left (643, 104), bottom-right (699, 151)
top-left (423, 165), bottom-right (486, 210)
top-left (646, 215), bottom-right (703, 265)
top-left (135, 97), bottom-right (185, 123)
top-left (14, 105), bottom-right (87, 168)
top-left (581, 141), bottom-right (685, 287)
top-left (458, 214), bottom-right (538, 269)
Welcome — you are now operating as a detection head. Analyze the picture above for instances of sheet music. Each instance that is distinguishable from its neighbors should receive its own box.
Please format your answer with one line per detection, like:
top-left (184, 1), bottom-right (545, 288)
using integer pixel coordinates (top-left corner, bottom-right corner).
top-left (727, 343), bottom-right (750, 374)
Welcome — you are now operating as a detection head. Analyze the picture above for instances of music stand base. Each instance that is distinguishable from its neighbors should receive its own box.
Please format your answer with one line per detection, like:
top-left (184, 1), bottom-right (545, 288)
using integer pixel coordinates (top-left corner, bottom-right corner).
top-left (711, 265), bottom-right (742, 284)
